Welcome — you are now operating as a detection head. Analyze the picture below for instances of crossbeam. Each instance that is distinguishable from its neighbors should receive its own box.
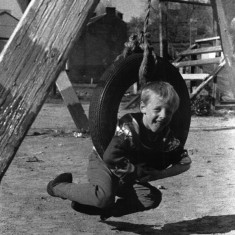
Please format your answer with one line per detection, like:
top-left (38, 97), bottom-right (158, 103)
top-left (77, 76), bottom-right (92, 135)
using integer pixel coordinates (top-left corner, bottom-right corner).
top-left (179, 46), bottom-right (222, 57)
top-left (195, 36), bottom-right (220, 43)
top-left (160, 0), bottom-right (211, 7)
top-left (190, 60), bottom-right (225, 100)
top-left (173, 57), bottom-right (221, 67)
top-left (211, 0), bottom-right (235, 98)
top-left (181, 73), bottom-right (209, 80)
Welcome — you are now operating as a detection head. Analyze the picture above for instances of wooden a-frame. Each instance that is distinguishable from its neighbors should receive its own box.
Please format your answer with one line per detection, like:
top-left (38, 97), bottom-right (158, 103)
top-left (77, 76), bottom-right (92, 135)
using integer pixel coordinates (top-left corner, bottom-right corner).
top-left (17, 0), bottom-right (89, 134)
top-left (0, 0), bottom-right (100, 182)
top-left (0, 0), bottom-right (235, 181)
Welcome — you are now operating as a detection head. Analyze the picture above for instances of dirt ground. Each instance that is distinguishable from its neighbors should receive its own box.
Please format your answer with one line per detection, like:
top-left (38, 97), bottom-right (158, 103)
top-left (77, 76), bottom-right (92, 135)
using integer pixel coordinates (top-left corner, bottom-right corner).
top-left (1, 97), bottom-right (235, 235)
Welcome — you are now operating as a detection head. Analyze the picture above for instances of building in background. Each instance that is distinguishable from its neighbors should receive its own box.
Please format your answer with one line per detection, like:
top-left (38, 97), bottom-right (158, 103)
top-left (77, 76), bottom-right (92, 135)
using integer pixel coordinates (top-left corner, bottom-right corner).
top-left (0, 3), bottom-right (127, 84)
top-left (0, 10), bottom-right (19, 52)
top-left (67, 7), bottom-right (127, 83)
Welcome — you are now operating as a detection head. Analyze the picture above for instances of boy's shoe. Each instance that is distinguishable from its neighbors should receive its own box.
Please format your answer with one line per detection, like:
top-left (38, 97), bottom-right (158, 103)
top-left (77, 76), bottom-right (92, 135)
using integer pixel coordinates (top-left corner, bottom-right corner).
top-left (71, 201), bottom-right (80, 212)
top-left (71, 201), bottom-right (112, 220)
top-left (71, 201), bottom-right (103, 215)
top-left (100, 213), bottom-right (111, 221)
top-left (100, 209), bottom-right (112, 221)
top-left (47, 173), bottom-right (72, 199)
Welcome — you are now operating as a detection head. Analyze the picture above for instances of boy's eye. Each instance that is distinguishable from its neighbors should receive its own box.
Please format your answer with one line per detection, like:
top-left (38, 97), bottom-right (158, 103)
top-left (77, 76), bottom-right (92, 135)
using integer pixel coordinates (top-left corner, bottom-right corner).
top-left (153, 108), bottom-right (173, 115)
top-left (154, 108), bottom-right (161, 112)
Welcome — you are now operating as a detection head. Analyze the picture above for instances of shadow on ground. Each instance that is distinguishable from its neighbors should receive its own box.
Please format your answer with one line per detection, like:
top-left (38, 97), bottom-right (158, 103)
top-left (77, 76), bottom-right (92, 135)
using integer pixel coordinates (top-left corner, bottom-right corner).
top-left (103, 214), bottom-right (235, 235)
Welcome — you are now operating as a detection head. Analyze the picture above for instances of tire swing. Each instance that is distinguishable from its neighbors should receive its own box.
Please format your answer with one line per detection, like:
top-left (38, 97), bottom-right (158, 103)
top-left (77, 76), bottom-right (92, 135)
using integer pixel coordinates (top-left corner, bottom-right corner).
top-left (89, 1), bottom-right (191, 157)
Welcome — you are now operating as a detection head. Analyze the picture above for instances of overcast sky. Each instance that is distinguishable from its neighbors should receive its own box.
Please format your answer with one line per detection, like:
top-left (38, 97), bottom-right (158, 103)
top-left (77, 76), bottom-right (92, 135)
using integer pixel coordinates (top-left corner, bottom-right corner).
top-left (0, 0), bottom-right (22, 19)
top-left (107, 0), bottom-right (146, 22)
top-left (0, 0), bottom-right (212, 22)
top-left (0, 0), bottom-right (146, 22)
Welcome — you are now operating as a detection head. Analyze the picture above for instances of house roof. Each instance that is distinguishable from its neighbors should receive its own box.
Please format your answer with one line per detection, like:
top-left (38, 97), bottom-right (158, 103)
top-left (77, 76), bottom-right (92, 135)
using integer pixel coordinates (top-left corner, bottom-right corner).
top-left (0, 10), bottom-right (19, 39)
top-left (0, 10), bottom-right (19, 21)
top-left (87, 7), bottom-right (124, 26)
top-left (88, 14), bottom-right (106, 25)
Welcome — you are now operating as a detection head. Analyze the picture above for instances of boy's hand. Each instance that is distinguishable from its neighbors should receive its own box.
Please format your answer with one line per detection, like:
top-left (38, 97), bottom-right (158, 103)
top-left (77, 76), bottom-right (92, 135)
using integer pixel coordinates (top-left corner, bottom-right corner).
top-left (139, 159), bottom-right (191, 183)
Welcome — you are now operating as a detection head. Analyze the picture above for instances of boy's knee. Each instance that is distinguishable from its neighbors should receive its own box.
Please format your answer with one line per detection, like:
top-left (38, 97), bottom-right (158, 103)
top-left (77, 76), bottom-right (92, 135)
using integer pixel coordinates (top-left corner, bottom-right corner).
top-left (95, 195), bottom-right (114, 208)
top-left (94, 186), bottom-right (115, 209)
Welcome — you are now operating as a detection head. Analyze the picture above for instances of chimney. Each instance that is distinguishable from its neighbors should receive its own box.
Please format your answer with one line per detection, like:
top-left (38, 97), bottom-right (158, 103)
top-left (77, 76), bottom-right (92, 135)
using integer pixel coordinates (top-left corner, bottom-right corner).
top-left (117, 12), bottom-right (123, 20)
top-left (106, 7), bottom-right (116, 16)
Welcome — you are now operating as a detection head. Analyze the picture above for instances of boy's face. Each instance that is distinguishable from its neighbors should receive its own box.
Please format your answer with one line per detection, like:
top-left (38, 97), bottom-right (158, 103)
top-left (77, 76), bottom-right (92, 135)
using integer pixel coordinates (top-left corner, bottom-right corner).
top-left (140, 92), bottom-right (174, 133)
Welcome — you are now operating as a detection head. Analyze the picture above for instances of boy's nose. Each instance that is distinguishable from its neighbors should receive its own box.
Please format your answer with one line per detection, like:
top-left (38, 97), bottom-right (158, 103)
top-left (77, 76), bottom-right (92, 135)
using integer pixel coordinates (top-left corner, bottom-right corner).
top-left (159, 109), bottom-right (167, 119)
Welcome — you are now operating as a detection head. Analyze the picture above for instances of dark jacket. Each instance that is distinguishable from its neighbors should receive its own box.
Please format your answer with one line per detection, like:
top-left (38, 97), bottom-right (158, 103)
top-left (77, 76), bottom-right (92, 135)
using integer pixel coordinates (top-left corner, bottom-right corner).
top-left (102, 113), bottom-right (187, 184)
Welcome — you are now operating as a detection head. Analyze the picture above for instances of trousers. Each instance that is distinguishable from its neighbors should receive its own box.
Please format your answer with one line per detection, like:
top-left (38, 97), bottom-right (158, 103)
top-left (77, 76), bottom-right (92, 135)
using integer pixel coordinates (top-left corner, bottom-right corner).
top-left (53, 150), bottom-right (162, 217)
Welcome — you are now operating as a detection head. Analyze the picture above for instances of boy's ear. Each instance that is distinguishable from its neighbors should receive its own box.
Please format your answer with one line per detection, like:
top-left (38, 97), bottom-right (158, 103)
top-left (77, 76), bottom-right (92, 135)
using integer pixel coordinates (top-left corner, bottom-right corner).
top-left (140, 101), bottom-right (146, 114)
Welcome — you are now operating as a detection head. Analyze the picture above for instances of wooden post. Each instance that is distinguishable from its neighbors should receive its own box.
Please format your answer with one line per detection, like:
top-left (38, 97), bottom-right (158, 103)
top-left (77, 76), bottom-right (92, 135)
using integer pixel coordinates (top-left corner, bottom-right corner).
top-left (56, 71), bottom-right (89, 132)
top-left (211, 75), bottom-right (218, 112)
top-left (190, 60), bottom-right (225, 100)
top-left (211, 0), bottom-right (235, 98)
top-left (0, 0), bottom-right (100, 182)
top-left (159, 0), bottom-right (168, 58)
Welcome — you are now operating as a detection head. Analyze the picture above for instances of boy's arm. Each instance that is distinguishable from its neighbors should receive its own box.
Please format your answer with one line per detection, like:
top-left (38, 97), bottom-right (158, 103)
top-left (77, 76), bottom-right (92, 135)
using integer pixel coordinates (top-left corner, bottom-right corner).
top-left (138, 155), bottom-right (191, 183)
top-left (102, 134), bottom-right (140, 183)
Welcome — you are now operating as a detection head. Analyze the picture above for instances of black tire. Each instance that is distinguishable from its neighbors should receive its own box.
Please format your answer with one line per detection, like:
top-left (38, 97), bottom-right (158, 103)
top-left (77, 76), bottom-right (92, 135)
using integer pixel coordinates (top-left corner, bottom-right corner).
top-left (89, 53), bottom-right (191, 156)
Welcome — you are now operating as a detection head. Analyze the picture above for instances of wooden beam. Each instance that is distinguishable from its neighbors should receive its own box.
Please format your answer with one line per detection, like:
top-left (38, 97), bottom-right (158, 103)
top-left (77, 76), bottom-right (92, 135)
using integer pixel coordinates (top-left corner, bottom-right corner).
top-left (159, 0), bottom-right (168, 58)
top-left (123, 94), bottom-right (140, 110)
top-left (160, 0), bottom-right (211, 7)
top-left (56, 72), bottom-right (89, 132)
top-left (73, 84), bottom-right (96, 88)
top-left (173, 57), bottom-right (222, 67)
top-left (20, 0), bottom-right (89, 133)
top-left (181, 73), bottom-right (209, 80)
top-left (173, 43), bottom-right (197, 63)
top-left (0, 0), bottom-right (100, 182)
top-left (211, 0), bottom-right (235, 98)
top-left (190, 60), bottom-right (225, 100)
top-left (195, 36), bottom-right (220, 43)
top-left (179, 46), bottom-right (222, 57)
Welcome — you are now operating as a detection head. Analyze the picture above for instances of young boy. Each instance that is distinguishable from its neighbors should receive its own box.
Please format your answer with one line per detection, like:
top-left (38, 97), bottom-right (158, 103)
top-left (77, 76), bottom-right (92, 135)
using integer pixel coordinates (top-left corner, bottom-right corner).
top-left (47, 81), bottom-right (191, 220)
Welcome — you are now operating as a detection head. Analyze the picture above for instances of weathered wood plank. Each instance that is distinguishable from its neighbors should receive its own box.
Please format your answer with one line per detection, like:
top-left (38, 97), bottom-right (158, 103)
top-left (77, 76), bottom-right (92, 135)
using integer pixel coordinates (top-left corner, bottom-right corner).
top-left (173, 44), bottom-right (197, 63)
top-left (211, 0), bottom-right (235, 98)
top-left (179, 46), bottom-right (222, 57)
top-left (159, 0), bottom-right (168, 58)
top-left (195, 36), bottom-right (220, 43)
top-left (181, 73), bottom-right (209, 80)
top-left (19, 0), bottom-right (89, 133)
top-left (56, 72), bottom-right (89, 132)
top-left (0, 0), bottom-right (100, 181)
top-left (173, 57), bottom-right (222, 67)
top-left (160, 0), bottom-right (211, 6)
top-left (190, 60), bottom-right (225, 100)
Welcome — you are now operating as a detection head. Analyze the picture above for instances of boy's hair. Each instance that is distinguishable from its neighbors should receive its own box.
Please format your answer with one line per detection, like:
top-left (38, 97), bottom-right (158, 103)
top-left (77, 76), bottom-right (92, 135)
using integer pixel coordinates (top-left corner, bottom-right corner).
top-left (140, 81), bottom-right (180, 112)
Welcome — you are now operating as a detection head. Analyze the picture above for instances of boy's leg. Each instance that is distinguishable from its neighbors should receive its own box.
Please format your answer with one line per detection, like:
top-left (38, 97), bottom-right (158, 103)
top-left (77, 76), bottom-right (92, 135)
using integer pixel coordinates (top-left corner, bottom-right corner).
top-left (101, 182), bottom-right (162, 219)
top-left (49, 150), bottom-right (118, 209)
